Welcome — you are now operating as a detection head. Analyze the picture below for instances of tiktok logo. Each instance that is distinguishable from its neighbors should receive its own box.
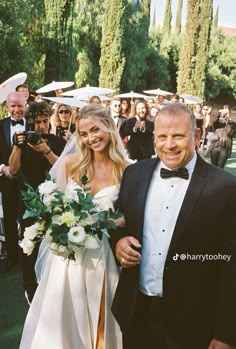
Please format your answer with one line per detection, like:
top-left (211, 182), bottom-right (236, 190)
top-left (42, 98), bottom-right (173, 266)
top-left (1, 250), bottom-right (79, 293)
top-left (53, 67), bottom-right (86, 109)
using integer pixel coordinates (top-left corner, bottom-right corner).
top-left (173, 253), bottom-right (179, 261)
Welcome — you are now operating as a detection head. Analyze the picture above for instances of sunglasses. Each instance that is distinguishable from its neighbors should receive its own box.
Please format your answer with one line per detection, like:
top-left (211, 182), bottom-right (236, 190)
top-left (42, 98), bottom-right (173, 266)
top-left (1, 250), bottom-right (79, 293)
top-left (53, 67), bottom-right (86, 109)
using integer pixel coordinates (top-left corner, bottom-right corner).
top-left (59, 110), bottom-right (70, 114)
top-left (202, 108), bottom-right (208, 111)
top-left (113, 104), bottom-right (121, 108)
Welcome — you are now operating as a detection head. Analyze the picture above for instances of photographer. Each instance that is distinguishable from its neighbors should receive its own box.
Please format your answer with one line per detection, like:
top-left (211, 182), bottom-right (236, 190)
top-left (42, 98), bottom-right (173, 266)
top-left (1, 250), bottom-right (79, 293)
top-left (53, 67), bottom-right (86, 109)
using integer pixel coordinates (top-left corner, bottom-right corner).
top-left (9, 101), bottom-right (66, 303)
top-left (9, 101), bottom-right (66, 188)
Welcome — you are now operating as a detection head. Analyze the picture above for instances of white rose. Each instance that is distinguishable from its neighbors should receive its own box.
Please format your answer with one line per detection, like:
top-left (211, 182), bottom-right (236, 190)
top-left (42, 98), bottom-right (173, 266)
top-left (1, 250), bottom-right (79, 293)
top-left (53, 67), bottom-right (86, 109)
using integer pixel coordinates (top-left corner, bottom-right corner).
top-left (68, 226), bottom-right (86, 244)
top-left (20, 238), bottom-right (35, 256)
top-left (84, 235), bottom-right (100, 249)
top-left (64, 186), bottom-right (79, 203)
top-left (38, 180), bottom-right (57, 196)
top-left (51, 214), bottom-right (61, 225)
top-left (42, 192), bottom-right (56, 206)
top-left (24, 223), bottom-right (40, 240)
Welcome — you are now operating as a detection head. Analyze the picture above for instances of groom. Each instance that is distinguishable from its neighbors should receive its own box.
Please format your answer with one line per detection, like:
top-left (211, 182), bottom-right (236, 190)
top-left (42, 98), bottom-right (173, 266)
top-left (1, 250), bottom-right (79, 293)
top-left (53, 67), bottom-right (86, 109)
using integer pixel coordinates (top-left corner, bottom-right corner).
top-left (110, 104), bottom-right (236, 349)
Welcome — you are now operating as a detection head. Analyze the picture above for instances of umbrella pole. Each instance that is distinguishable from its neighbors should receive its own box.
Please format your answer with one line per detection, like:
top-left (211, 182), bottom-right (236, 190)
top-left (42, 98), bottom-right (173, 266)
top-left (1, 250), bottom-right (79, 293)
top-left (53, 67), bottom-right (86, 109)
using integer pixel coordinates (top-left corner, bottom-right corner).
top-left (68, 114), bottom-right (72, 132)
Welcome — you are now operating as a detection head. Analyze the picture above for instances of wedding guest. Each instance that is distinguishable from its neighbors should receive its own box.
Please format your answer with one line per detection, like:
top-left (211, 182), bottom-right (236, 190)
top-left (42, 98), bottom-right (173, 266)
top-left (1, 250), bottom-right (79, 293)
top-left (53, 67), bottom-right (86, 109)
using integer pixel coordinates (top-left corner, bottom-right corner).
top-left (120, 98), bottom-right (131, 118)
top-left (0, 92), bottom-right (26, 272)
top-left (89, 95), bottom-right (102, 104)
top-left (194, 103), bottom-right (205, 138)
top-left (120, 100), bottom-right (155, 161)
top-left (51, 103), bottom-right (76, 142)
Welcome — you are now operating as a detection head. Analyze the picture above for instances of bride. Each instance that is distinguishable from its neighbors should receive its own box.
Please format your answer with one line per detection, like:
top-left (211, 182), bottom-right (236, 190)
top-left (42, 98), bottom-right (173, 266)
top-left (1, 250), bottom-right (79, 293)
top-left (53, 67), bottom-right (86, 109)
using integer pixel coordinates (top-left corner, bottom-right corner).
top-left (20, 104), bottom-right (130, 349)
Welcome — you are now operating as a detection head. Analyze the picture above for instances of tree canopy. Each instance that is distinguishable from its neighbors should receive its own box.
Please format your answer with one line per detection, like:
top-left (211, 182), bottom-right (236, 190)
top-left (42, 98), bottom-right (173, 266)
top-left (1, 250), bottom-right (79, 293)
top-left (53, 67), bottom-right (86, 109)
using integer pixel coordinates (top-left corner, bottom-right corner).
top-left (0, 0), bottom-right (235, 107)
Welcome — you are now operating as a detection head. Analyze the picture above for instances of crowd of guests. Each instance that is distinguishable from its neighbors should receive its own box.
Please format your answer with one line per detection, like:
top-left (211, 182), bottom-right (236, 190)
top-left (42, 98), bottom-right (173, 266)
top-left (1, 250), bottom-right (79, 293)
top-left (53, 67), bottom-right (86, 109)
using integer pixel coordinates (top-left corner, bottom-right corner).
top-left (0, 84), bottom-right (236, 348)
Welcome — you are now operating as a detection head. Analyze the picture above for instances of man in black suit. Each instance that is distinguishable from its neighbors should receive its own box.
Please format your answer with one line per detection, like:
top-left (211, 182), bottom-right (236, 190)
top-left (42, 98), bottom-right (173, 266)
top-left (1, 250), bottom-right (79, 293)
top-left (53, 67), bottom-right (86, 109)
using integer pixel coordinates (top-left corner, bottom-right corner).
top-left (111, 104), bottom-right (236, 349)
top-left (110, 98), bottom-right (127, 131)
top-left (0, 92), bottom-right (27, 271)
top-left (9, 101), bottom-right (66, 303)
top-left (120, 100), bottom-right (155, 161)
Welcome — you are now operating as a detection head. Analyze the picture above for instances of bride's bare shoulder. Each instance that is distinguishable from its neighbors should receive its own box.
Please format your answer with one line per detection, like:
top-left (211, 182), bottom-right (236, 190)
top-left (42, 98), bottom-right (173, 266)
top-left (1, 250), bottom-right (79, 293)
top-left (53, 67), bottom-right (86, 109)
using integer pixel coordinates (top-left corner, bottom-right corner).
top-left (58, 153), bottom-right (79, 173)
top-left (64, 153), bottom-right (78, 165)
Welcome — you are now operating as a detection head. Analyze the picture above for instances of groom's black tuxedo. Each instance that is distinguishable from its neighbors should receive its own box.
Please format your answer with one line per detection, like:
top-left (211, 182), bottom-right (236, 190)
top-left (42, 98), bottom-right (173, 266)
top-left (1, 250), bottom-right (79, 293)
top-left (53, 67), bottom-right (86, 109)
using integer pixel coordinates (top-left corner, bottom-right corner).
top-left (111, 155), bottom-right (236, 348)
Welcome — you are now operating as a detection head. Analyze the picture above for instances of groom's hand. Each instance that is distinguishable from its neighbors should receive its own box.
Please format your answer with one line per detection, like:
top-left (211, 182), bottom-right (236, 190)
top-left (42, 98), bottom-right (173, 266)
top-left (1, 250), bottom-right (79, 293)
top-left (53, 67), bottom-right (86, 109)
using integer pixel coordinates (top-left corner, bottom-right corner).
top-left (116, 236), bottom-right (141, 268)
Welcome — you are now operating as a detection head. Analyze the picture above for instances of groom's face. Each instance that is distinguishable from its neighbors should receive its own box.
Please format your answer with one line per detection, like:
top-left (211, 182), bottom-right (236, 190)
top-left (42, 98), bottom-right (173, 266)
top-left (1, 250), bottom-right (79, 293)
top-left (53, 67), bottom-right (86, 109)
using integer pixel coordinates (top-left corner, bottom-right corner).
top-left (154, 109), bottom-right (200, 170)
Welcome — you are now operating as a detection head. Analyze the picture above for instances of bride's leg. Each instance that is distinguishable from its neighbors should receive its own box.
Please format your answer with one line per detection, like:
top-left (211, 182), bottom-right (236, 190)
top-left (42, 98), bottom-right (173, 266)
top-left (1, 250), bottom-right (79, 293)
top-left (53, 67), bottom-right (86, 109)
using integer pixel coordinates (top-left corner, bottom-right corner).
top-left (96, 274), bottom-right (105, 349)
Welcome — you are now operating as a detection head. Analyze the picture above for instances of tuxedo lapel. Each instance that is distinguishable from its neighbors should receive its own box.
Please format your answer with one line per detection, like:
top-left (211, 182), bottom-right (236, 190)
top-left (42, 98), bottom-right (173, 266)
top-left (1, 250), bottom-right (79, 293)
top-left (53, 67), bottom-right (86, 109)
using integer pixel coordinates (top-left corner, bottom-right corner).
top-left (136, 158), bottom-right (159, 240)
top-left (3, 118), bottom-right (11, 148)
top-left (167, 156), bottom-right (208, 258)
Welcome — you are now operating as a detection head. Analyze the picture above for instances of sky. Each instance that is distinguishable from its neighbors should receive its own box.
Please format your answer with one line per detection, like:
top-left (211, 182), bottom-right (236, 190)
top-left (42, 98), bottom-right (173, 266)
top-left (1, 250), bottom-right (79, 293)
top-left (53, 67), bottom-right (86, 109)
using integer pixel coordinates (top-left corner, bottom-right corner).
top-left (151, 0), bottom-right (236, 28)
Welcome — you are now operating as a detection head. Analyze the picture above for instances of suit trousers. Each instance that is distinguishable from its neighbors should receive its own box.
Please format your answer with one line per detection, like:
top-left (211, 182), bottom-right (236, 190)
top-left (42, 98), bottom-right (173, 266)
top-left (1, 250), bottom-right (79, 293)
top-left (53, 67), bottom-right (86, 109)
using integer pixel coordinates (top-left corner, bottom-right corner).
top-left (123, 291), bottom-right (180, 349)
top-left (1, 178), bottom-right (19, 263)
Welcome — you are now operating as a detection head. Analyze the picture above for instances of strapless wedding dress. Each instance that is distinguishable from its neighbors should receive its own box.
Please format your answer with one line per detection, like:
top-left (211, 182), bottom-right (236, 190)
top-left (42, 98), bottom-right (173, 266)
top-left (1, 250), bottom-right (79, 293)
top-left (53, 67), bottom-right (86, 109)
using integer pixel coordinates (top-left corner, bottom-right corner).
top-left (20, 183), bottom-right (122, 349)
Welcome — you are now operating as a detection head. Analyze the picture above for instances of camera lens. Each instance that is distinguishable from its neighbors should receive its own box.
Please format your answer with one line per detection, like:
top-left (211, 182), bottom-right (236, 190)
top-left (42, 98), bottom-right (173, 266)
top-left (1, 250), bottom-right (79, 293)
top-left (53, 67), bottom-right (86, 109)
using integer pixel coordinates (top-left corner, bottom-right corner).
top-left (27, 132), bottom-right (41, 146)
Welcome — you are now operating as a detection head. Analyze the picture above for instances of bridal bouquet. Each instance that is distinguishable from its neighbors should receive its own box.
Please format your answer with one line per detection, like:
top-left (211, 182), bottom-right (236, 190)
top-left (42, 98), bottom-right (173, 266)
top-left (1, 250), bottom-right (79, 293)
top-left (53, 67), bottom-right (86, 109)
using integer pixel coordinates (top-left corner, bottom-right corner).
top-left (20, 175), bottom-right (122, 261)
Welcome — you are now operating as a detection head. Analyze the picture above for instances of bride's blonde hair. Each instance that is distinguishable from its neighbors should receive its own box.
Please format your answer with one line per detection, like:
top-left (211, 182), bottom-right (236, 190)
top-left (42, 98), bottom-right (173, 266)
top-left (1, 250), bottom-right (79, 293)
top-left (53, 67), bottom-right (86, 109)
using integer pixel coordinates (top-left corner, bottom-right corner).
top-left (68, 104), bottom-right (128, 184)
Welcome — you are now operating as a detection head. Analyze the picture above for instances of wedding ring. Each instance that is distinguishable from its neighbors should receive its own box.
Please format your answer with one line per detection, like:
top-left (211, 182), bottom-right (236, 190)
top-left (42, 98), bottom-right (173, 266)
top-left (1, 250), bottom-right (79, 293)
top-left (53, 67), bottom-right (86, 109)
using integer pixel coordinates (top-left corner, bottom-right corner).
top-left (120, 257), bottom-right (125, 265)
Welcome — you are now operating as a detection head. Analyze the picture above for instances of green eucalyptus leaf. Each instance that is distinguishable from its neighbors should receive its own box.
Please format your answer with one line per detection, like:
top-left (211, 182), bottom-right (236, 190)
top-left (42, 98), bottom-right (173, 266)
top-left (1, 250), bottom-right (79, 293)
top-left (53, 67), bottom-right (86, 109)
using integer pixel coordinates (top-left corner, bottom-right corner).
top-left (103, 219), bottom-right (117, 230)
top-left (51, 223), bottom-right (69, 245)
top-left (100, 228), bottom-right (110, 238)
top-left (45, 172), bottom-right (52, 181)
top-left (80, 175), bottom-right (89, 186)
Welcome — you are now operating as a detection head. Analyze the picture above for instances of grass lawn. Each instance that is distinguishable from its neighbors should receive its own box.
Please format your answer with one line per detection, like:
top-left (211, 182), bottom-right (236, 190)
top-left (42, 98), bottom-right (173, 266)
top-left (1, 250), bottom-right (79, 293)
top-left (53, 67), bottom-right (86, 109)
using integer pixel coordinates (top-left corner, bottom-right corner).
top-left (0, 264), bottom-right (28, 349)
top-left (0, 139), bottom-right (235, 349)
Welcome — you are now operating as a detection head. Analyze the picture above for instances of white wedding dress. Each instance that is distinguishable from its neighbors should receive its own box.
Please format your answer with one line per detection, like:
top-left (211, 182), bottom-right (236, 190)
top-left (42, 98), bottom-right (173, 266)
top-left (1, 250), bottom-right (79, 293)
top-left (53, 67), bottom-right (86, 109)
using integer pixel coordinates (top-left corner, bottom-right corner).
top-left (19, 182), bottom-right (122, 349)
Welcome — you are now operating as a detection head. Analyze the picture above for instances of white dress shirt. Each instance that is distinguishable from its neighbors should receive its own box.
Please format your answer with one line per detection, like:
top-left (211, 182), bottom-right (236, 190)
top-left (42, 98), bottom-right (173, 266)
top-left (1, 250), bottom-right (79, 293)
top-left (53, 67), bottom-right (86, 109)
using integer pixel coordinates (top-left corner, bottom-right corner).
top-left (139, 153), bottom-right (197, 296)
top-left (10, 118), bottom-right (26, 146)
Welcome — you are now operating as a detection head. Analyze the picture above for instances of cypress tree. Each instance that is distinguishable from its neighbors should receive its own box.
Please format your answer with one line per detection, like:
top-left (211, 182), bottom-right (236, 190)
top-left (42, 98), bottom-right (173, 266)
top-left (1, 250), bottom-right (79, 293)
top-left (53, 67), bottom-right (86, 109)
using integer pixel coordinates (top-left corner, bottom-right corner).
top-left (150, 1), bottom-right (157, 32)
top-left (213, 5), bottom-right (219, 29)
top-left (99, 0), bottom-right (126, 92)
top-left (162, 0), bottom-right (172, 35)
top-left (194, 0), bottom-right (212, 97)
top-left (177, 0), bottom-right (212, 99)
top-left (44, 0), bottom-right (76, 82)
top-left (175, 0), bottom-right (183, 34)
top-left (120, 0), bottom-right (151, 91)
top-left (74, 0), bottom-right (104, 87)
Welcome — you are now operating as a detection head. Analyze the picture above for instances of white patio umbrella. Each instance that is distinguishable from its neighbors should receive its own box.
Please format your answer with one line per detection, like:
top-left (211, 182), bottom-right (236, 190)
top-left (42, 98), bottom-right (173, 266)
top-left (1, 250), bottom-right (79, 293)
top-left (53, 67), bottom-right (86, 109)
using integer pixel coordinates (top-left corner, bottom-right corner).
top-left (36, 81), bottom-right (74, 94)
top-left (179, 94), bottom-right (203, 105)
top-left (115, 91), bottom-right (148, 100)
top-left (143, 88), bottom-right (173, 96)
top-left (43, 96), bottom-right (87, 109)
top-left (96, 95), bottom-right (112, 101)
top-left (61, 86), bottom-right (114, 98)
top-left (0, 72), bottom-right (27, 103)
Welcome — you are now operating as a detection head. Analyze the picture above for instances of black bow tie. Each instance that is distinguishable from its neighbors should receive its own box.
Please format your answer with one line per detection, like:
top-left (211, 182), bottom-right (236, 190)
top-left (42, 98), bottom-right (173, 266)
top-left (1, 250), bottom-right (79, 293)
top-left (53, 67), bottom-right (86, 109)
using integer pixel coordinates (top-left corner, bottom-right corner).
top-left (114, 114), bottom-right (121, 118)
top-left (160, 167), bottom-right (189, 180)
top-left (11, 119), bottom-right (24, 126)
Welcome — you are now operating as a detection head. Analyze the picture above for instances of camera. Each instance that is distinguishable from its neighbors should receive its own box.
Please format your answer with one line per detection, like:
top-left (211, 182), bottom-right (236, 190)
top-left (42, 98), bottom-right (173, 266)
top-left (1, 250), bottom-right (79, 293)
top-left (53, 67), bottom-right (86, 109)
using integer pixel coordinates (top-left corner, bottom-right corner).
top-left (13, 131), bottom-right (52, 147)
top-left (56, 126), bottom-right (66, 138)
